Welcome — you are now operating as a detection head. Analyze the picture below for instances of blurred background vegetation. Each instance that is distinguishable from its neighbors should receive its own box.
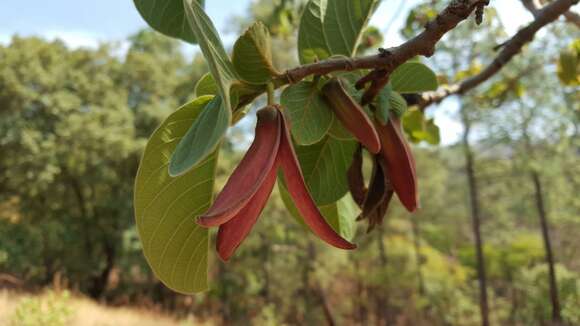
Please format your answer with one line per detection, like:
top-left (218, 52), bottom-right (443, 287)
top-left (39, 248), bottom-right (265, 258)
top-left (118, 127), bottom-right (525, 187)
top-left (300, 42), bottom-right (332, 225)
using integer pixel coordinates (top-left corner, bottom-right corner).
top-left (0, 0), bottom-right (578, 325)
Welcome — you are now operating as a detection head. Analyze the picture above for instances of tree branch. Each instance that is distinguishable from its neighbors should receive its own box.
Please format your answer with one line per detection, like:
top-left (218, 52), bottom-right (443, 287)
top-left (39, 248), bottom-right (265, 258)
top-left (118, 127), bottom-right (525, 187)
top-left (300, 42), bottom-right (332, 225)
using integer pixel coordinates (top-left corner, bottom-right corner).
top-left (276, 0), bottom-right (488, 86)
top-left (418, 0), bottom-right (578, 109)
top-left (522, 0), bottom-right (580, 28)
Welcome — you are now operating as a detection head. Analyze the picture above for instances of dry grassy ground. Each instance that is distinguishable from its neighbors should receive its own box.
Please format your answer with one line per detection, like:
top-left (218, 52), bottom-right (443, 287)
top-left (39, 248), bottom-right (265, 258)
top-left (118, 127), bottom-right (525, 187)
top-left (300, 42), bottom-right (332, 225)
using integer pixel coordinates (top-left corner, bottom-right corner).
top-left (0, 290), bottom-right (211, 326)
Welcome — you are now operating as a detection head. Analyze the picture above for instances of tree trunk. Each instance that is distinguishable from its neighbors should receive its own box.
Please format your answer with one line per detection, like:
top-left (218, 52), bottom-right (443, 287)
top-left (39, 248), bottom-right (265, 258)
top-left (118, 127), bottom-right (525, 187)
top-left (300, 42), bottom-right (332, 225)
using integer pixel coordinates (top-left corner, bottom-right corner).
top-left (411, 218), bottom-right (425, 296)
top-left (531, 171), bottom-right (562, 323)
top-left (461, 113), bottom-right (490, 326)
top-left (88, 241), bottom-right (115, 299)
top-left (375, 226), bottom-right (390, 326)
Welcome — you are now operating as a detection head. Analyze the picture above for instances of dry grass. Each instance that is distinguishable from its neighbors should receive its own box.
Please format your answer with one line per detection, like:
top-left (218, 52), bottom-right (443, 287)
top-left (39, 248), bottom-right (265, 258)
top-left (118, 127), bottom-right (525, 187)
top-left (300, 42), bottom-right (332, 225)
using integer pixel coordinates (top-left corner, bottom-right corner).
top-left (0, 290), bottom-right (212, 326)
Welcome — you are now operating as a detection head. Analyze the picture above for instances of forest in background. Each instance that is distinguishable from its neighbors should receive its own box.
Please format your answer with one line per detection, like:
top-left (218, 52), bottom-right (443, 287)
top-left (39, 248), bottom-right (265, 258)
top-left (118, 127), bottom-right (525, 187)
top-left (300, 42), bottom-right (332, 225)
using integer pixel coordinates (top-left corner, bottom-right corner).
top-left (0, 0), bottom-right (579, 325)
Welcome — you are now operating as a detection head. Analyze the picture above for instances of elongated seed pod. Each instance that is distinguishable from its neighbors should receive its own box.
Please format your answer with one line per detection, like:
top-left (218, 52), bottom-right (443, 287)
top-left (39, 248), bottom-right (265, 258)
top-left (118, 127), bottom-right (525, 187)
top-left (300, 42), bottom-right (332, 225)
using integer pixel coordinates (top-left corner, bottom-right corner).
top-left (376, 116), bottom-right (419, 212)
top-left (322, 79), bottom-right (381, 154)
top-left (216, 165), bottom-right (278, 261)
top-left (198, 106), bottom-right (281, 227)
top-left (278, 110), bottom-right (357, 250)
top-left (360, 157), bottom-right (387, 219)
top-left (358, 157), bottom-right (394, 232)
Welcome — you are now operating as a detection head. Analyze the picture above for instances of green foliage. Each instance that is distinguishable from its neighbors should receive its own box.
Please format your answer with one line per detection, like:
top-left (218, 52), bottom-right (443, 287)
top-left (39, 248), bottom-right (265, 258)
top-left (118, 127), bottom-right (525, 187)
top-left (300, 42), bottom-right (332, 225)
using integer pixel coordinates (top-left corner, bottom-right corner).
top-left (298, 0), bottom-right (380, 63)
top-left (232, 22), bottom-right (280, 84)
top-left (281, 81), bottom-right (334, 145)
top-left (557, 39), bottom-right (580, 86)
top-left (391, 62), bottom-right (439, 93)
top-left (515, 264), bottom-right (580, 325)
top-left (376, 85), bottom-right (408, 124)
top-left (183, 0), bottom-right (238, 112)
top-left (169, 96), bottom-right (229, 176)
top-left (403, 109), bottom-right (441, 145)
top-left (279, 182), bottom-right (357, 241)
top-left (10, 291), bottom-right (72, 326)
top-left (133, 0), bottom-right (205, 44)
top-left (135, 97), bottom-right (220, 294)
top-left (295, 136), bottom-right (357, 206)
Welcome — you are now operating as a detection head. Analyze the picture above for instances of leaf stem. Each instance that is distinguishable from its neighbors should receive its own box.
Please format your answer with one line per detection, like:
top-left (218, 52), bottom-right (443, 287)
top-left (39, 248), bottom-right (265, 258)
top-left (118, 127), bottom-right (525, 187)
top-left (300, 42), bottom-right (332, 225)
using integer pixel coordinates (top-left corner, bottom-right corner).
top-left (267, 82), bottom-right (275, 106)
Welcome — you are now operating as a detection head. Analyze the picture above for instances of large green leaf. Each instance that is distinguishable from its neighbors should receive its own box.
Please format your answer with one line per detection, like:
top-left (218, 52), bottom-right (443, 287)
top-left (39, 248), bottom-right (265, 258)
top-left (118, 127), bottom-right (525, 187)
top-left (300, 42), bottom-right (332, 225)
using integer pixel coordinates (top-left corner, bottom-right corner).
top-left (391, 62), bottom-right (438, 93)
top-left (281, 81), bottom-right (334, 145)
top-left (133, 0), bottom-right (204, 44)
top-left (296, 136), bottom-right (357, 205)
top-left (183, 0), bottom-right (238, 112)
top-left (298, 0), bottom-right (380, 64)
top-left (169, 96), bottom-right (229, 177)
top-left (232, 22), bottom-right (279, 85)
top-left (134, 96), bottom-right (219, 294)
top-left (278, 181), bottom-right (357, 241)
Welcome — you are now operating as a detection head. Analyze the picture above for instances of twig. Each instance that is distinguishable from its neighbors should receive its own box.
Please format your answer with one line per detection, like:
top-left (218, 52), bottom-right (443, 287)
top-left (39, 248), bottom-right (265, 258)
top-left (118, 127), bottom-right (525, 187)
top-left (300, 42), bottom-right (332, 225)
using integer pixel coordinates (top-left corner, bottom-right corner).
top-left (276, 0), bottom-right (488, 88)
top-left (522, 0), bottom-right (580, 28)
top-left (418, 0), bottom-right (578, 109)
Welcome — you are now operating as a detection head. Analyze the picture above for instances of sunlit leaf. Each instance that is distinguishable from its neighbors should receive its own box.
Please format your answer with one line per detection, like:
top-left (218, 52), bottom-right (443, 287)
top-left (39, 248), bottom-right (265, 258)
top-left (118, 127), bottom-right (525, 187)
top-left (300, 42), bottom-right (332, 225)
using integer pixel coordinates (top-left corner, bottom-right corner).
top-left (133, 0), bottom-right (204, 44)
top-left (391, 62), bottom-right (438, 93)
top-left (232, 22), bottom-right (280, 84)
top-left (298, 0), bottom-right (380, 64)
top-left (281, 81), bottom-right (334, 145)
top-left (195, 73), bottom-right (218, 97)
top-left (134, 96), bottom-right (219, 294)
top-left (183, 0), bottom-right (239, 112)
top-left (169, 96), bottom-right (229, 176)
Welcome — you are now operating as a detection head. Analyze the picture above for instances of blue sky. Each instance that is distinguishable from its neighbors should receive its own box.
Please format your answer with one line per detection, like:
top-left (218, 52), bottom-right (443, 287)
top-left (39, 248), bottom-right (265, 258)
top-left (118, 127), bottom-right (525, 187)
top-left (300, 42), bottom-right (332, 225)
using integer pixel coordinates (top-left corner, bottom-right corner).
top-left (0, 0), bottom-right (537, 144)
top-left (0, 0), bottom-right (532, 47)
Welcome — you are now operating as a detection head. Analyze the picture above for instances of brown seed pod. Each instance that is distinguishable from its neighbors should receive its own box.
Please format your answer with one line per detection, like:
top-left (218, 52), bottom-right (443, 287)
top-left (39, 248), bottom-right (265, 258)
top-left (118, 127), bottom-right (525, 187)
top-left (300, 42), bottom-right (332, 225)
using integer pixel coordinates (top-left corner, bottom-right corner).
top-left (322, 78), bottom-right (381, 154)
top-left (198, 105), bottom-right (356, 261)
top-left (376, 115), bottom-right (419, 213)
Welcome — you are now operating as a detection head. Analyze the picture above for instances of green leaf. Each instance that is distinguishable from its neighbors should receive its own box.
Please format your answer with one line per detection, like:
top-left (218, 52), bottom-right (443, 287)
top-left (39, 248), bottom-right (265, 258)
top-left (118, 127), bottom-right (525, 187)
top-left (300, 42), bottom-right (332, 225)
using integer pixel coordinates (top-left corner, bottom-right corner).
top-left (375, 87), bottom-right (391, 125)
top-left (391, 62), bottom-right (438, 93)
top-left (134, 96), bottom-right (219, 294)
top-left (232, 22), bottom-right (280, 85)
top-left (328, 117), bottom-right (355, 141)
top-left (298, 0), bottom-right (380, 64)
top-left (402, 108), bottom-right (440, 145)
top-left (134, 0), bottom-right (204, 44)
top-left (557, 47), bottom-right (579, 86)
top-left (169, 96), bottom-right (229, 177)
top-left (376, 86), bottom-right (408, 123)
top-left (424, 119), bottom-right (441, 145)
top-left (195, 73), bottom-right (218, 97)
top-left (278, 181), bottom-right (357, 241)
top-left (296, 136), bottom-right (357, 205)
top-left (281, 81), bottom-right (334, 145)
top-left (183, 0), bottom-right (239, 112)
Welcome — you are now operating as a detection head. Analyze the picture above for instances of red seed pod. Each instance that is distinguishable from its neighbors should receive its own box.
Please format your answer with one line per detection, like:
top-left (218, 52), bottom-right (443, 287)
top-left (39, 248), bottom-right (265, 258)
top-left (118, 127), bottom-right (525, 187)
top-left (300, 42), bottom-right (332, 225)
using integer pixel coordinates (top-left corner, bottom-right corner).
top-left (199, 105), bottom-right (356, 261)
top-left (217, 166), bottom-right (278, 261)
top-left (376, 116), bottom-right (419, 212)
top-left (323, 78), bottom-right (381, 154)
top-left (198, 106), bottom-right (281, 227)
top-left (358, 157), bottom-right (394, 232)
top-left (278, 111), bottom-right (356, 250)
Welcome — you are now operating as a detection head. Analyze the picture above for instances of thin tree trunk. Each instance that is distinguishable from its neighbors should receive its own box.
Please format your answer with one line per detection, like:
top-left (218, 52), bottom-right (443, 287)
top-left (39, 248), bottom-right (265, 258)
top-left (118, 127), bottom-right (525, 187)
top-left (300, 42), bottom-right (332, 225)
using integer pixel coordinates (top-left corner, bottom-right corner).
top-left (88, 241), bottom-right (115, 299)
top-left (411, 218), bottom-right (425, 296)
top-left (461, 113), bottom-right (490, 326)
top-left (531, 171), bottom-right (562, 323)
top-left (375, 226), bottom-right (389, 326)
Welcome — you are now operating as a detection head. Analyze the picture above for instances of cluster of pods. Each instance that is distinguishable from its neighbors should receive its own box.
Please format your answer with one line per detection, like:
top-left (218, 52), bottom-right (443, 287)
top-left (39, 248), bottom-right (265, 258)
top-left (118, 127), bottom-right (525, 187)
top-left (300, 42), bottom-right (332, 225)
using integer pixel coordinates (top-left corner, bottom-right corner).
top-left (198, 78), bottom-right (418, 261)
